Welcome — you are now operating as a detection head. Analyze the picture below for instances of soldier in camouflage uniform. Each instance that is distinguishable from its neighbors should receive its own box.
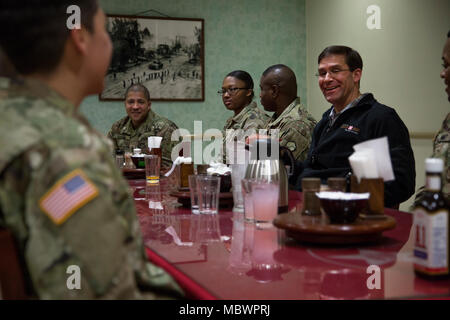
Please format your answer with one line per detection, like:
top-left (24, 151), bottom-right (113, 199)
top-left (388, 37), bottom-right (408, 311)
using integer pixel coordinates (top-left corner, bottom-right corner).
top-left (0, 1), bottom-right (183, 299)
top-left (430, 114), bottom-right (450, 198)
top-left (414, 31), bottom-right (450, 205)
top-left (223, 101), bottom-right (269, 137)
top-left (220, 70), bottom-right (269, 161)
top-left (259, 65), bottom-right (317, 162)
top-left (107, 84), bottom-right (179, 168)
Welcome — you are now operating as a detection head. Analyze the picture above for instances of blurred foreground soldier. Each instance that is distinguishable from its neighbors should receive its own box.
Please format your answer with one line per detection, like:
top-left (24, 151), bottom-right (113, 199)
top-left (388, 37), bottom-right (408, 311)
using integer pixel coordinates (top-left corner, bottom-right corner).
top-left (414, 30), bottom-right (450, 204)
top-left (0, 48), bottom-right (16, 78)
top-left (259, 64), bottom-right (317, 162)
top-left (107, 83), bottom-right (179, 167)
top-left (0, 0), bottom-right (183, 299)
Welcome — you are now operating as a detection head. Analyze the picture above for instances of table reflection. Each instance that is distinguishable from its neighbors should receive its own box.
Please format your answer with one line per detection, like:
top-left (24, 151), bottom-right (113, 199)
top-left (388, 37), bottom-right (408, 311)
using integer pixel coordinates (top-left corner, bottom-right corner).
top-left (130, 177), bottom-right (450, 300)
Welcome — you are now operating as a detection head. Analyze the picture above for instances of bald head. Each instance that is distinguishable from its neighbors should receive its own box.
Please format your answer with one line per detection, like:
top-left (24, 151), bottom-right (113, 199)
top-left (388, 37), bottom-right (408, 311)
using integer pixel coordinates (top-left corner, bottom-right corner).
top-left (259, 64), bottom-right (298, 115)
top-left (262, 64), bottom-right (297, 96)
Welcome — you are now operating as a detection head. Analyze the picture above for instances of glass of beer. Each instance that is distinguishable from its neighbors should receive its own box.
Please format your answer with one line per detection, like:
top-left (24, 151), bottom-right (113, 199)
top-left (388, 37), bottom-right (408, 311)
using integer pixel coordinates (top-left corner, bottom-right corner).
top-left (145, 155), bottom-right (161, 184)
top-left (149, 147), bottom-right (162, 158)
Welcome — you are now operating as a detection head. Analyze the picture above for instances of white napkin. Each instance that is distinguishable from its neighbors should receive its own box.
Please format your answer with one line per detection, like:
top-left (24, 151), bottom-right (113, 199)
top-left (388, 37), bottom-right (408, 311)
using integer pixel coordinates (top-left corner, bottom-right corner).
top-left (148, 136), bottom-right (162, 150)
top-left (207, 161), bottom-right (231, 175)
top-left (164, 156), bottom-right (192, 177)
top-left (349, 136), bottom-right (394, 182)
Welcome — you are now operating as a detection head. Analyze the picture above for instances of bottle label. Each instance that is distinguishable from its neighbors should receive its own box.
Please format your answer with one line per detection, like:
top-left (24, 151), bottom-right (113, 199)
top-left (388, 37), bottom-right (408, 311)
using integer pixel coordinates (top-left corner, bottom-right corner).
top-left (413, 208), bottom-right (449, 275)
top-left (426, 176), bottom-right (441, 191)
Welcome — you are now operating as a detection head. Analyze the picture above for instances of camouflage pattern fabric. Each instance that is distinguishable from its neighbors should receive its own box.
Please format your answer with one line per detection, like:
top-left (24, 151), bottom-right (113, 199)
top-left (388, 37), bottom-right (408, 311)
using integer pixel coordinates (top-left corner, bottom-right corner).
top-left (413, 112), bottom-right (450, 206)
top-left (223, 101), bottom-right (269, 135)
top-left (432, 112), bottom-right (450, 197)
top-left (265, 97), bottom-right (317, 162)
top-left (222, 101), bottom-right (269, 162)
top-left (107, 110), bottom-right (179, 167)
top-left (0, 76), bottom-right (183, 299)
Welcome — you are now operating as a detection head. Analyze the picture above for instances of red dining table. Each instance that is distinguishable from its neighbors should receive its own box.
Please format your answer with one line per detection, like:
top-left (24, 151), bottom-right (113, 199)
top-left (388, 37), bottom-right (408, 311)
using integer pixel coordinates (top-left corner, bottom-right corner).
top-left (127, 174), bottom-right (450, 300)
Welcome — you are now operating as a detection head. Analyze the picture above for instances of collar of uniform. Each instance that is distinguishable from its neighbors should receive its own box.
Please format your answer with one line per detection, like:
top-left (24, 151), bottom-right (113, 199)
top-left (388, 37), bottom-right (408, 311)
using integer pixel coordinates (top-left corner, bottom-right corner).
top-left (124, 108), bottom-right (156, 134)
top-left (328, 92), bottom-right (370, 123)
top-left (268, 97), bottom-right (301, 127)
top-left (20, 77), bottom-right (76, 115)
top-left (225, 101), bottom-right (257, 128)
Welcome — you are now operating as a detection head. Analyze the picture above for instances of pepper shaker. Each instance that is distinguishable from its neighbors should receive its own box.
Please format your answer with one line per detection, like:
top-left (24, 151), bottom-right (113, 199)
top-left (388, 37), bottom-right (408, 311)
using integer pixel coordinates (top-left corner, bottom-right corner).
top-left (301, 178), bottom-right (321, 216)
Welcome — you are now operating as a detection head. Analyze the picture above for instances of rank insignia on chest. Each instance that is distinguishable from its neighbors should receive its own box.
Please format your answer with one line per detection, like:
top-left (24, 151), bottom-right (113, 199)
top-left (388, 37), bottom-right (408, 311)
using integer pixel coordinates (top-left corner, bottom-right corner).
top-left (39, 169), bottom-right (99, 225)
top-left (341, 124), bottom-right (360, 135)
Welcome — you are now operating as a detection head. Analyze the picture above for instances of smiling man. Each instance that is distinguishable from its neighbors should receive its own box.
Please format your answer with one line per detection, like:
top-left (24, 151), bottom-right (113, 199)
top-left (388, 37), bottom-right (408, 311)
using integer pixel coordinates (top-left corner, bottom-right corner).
top-left (107, 83), bottom-right (179, 166)
top-left (294, 45), bottom-right (415, 208)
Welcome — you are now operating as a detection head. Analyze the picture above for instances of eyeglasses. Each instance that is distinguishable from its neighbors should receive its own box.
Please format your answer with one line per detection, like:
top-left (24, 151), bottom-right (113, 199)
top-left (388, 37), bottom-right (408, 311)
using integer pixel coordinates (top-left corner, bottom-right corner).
top-left (217, 87), bottom-right (249, 95)
top-left (315, 68), bottom-right (350, 79)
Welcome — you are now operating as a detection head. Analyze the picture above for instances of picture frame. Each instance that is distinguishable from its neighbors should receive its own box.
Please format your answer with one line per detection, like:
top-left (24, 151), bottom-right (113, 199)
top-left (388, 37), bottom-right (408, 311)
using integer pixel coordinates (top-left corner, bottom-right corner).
top-left (100, 14), bottom-right (204, 102)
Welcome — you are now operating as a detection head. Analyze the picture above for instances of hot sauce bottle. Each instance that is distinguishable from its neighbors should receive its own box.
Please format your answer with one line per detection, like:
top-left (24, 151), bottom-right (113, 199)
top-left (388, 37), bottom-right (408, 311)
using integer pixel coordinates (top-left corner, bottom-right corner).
top-left (413, 158), bottom-right (449, 279)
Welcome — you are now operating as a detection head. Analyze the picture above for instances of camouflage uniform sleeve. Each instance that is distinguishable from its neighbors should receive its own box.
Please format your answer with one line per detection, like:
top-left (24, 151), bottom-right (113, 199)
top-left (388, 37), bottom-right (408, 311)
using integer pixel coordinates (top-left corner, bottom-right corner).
top-left (106, 129), bottom-right (116, 157)
top-left (278, 121), bottom-right (314, 162)
top-left (431, 116), bottom-right (450, 199)
top-left (413, 114), bottom-right (450, 207)
top-left (155, 120), bottom-right (179, 167)
top-left (0, 139), bottom-right (183, 299)
top-left (242, 114), bottom-right (268, 132)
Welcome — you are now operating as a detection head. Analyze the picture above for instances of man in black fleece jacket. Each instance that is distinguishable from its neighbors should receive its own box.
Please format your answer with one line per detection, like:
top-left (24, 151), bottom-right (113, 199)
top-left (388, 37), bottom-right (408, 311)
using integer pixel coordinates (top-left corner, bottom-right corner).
top-left (293, 45), bottom-right (415, 208)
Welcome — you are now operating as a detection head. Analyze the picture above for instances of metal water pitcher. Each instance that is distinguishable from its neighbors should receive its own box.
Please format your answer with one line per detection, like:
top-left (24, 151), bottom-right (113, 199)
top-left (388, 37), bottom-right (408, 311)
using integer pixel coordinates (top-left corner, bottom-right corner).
top-left (244, 138), bottom-right (294, 213)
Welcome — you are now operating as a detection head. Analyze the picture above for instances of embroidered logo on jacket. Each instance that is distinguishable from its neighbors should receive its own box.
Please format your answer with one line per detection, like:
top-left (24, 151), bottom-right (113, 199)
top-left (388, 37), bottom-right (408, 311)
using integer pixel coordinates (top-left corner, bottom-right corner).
top-left (341, 124), bottom-right (360, 135)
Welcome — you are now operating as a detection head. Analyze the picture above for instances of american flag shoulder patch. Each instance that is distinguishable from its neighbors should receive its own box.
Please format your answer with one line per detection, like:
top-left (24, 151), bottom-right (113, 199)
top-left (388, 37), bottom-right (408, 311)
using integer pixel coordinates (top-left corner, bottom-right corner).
top-left (39, 169), bottom-right (99, 225)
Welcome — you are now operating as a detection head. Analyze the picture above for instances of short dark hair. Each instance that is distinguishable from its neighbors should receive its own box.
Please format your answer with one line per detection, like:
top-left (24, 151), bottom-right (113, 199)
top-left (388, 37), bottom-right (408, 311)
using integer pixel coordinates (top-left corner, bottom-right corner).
top-left (318, 46), bottom-right (363, 71)
top-left (0, 0), bottom-right (98, 75)
top-left (226, 70), bottom-right (254, 99)
top-left (125, 83), bottom-right (151, 101)
top-left (447, 30), bottom-right (450, 38)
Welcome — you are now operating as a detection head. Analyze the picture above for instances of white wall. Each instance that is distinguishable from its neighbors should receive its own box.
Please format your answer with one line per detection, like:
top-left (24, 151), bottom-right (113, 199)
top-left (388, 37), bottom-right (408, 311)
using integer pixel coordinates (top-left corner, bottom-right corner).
top-left (306, 0), bottom-right (450, 212)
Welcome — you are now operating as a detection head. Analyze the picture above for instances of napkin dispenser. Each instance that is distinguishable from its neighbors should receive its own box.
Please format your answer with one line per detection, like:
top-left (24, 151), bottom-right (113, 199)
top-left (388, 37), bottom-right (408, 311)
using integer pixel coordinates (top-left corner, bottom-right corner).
top-left (348, 137), bottom-right (394, 217)
top-left (350, 176), bottom-right (384, 216)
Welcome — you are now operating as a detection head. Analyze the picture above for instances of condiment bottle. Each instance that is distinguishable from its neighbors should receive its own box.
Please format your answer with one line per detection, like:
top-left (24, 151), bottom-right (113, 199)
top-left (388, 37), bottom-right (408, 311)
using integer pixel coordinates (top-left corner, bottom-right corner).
top-left (133, 148), bottom-right (145, 168)
top-left (180, 158), bottom-right (194, 188)
top-left (412, 158), bottom-right (449, 279)
top-left (115, 149), bottom-right (124, 168)
top-left (301, 178), bottom-right (321, 216)
top-left (327, 177), bottom-right (347, 192)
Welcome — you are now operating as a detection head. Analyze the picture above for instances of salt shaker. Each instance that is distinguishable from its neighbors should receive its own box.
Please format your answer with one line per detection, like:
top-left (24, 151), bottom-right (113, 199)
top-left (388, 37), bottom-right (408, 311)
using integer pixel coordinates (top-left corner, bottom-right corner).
top-left (115, 149), bottom-right (124, 169)
top-left (327, 177), bottom-right (347, 192)
top-left (301, 178), bottom-right (321, 216)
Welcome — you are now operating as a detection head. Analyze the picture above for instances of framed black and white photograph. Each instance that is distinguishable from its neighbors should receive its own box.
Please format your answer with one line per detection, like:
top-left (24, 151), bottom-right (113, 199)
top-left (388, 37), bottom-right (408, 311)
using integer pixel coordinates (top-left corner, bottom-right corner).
top-left (100, 15), bottom-right (204, 101)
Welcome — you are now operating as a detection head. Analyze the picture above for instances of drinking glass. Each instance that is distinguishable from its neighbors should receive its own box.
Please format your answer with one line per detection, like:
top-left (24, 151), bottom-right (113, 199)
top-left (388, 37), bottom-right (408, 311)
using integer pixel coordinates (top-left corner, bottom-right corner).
top-left (241, 178), bottom-right (256, 223)
top-left (188, 174), bottom-right (202, 214)
top-left (230, 163), bottom-right (246, 213)
top-left (251, 180), bottom-right (279, 228)
top-left (145, 155), bottom-right (161, 184)
top-left (196, 175), bottom-right (221, 214)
